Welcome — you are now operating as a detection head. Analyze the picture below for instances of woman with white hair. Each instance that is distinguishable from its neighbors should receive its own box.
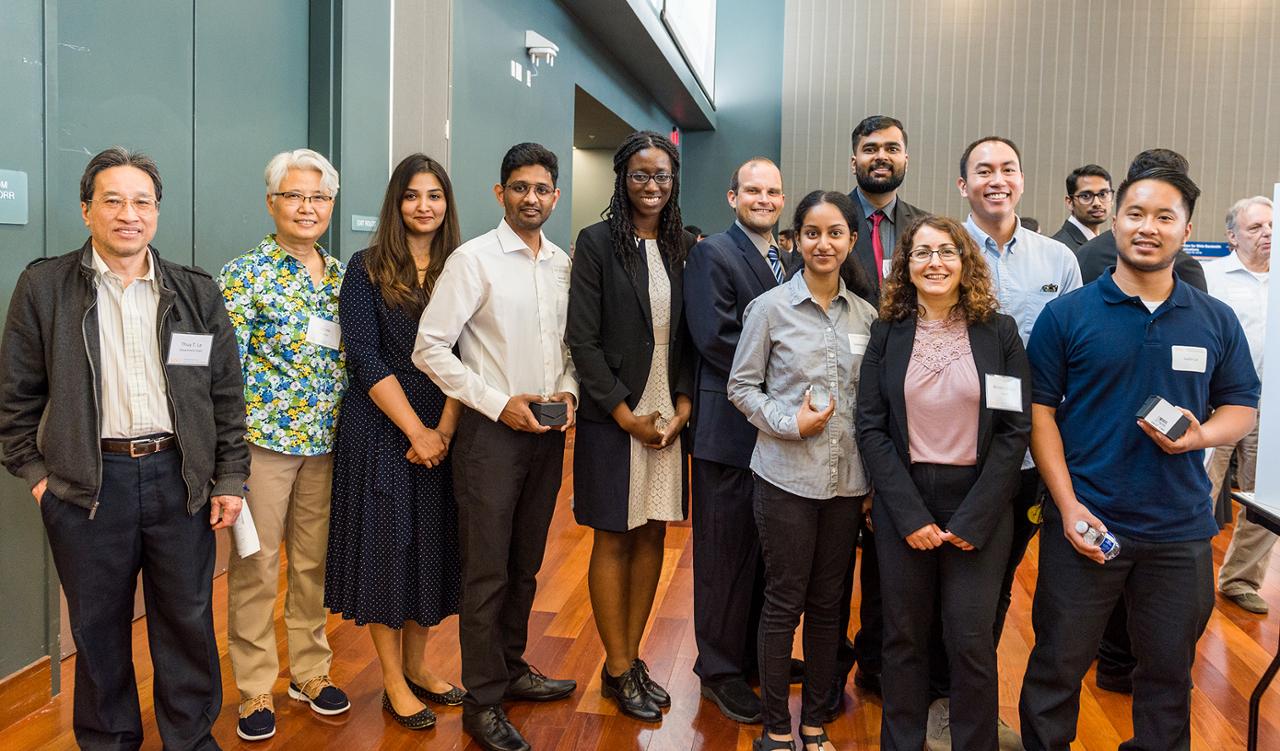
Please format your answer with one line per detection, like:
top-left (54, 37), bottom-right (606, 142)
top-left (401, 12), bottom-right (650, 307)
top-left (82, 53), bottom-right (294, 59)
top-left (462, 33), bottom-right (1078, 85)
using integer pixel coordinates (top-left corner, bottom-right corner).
top-left (218, 148), bottom-right (349, 742)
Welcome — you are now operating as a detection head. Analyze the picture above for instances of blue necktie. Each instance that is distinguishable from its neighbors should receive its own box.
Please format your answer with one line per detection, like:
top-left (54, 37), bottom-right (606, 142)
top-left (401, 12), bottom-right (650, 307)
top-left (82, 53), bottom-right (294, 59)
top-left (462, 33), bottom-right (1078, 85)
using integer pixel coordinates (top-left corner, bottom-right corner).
top-left (767, 245), bottom-right (785, 284)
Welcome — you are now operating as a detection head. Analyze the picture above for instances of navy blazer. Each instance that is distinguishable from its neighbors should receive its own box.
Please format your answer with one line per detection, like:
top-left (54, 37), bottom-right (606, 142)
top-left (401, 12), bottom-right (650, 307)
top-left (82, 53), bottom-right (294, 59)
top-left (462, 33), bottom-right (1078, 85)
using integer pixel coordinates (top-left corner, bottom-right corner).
top-left (855, 313), bottom-right (1031, 550)
top-left (683, 223), bottom-right (795, 468)
top-left (566, 221), bottom-right (695, 423)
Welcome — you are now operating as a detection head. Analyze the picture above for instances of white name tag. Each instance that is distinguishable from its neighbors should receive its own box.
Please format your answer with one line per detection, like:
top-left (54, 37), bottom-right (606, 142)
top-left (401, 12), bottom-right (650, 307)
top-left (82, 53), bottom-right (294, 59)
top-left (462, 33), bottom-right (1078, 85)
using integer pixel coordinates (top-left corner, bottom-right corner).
top-left (167, 333), bottom-right (213, 366)
top-left (1171, 345), bottom-right (1207, 373)
top-left (306, 315), bottom-right (341, 350)
top-left (882, 258), bottom-right (893, 278)
top-left (848, 333), bottom-right (870, 355)
top-left (985, 373), bottom-right (1023, 412)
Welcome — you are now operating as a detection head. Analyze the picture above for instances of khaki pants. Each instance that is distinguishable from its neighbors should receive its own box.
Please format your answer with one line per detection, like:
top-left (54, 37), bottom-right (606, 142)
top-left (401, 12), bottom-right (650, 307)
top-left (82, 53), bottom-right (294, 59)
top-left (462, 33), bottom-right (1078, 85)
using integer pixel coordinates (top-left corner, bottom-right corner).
top-left (227, 444), bottom-right (334, 700)
top-left (1210, 424), bottom-right (1274, 596)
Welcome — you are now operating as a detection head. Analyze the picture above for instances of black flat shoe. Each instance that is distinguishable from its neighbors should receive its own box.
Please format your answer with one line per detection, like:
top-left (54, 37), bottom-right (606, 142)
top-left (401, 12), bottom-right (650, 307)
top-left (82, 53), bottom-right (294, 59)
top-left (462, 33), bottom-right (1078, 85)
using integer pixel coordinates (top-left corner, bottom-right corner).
top-left (601, 665), bottom-right (662, 722)
top-left (504, 665), bottom-right (576, 702)
top-left (632, 658), bottom-right (671, 708)
top-left (752, 734), bottom-right (797, 750)
top-left (381, 692), bottom-right (436, 730)
top-left (462, 705), bottom-right (531, 751)
top-left (700, 678), bottom-right (762, 724)
top-left (404, 674), bottom-right (465, 706)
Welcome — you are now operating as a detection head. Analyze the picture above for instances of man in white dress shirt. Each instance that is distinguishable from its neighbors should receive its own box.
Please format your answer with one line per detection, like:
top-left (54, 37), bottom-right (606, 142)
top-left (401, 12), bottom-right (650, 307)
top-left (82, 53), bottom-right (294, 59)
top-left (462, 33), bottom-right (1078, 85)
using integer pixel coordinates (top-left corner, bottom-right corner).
top-left (413, 142), bottom-right (577, 751)
top-left (1207, 196), bottom-right (1272, 614)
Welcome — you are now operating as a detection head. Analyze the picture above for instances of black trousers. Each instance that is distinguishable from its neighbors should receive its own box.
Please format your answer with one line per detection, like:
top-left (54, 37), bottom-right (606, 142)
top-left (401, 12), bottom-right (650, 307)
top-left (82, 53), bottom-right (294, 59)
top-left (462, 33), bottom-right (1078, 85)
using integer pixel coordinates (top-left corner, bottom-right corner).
top-left (877, 464), bottom-right (1012, 751)
top-left (833, 505), bottom-right (876, 684)
top-left (753, 479), bottom-right (861, 734)
top-left (453, 409), bottom-right (566, 709)
top-left (1018, 506), bottom-right (1214, 751)
top-left (691, 457), bottom-right (763, 683)
top-left (42, 450), bottom-right (220, 751)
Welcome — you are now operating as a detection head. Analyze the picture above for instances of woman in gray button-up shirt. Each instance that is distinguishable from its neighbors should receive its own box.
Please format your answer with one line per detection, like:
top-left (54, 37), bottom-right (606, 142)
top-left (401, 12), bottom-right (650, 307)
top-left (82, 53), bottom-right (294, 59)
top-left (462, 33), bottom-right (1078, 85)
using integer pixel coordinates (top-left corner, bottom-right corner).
top-left (728, 190), bottom-right (878, 751)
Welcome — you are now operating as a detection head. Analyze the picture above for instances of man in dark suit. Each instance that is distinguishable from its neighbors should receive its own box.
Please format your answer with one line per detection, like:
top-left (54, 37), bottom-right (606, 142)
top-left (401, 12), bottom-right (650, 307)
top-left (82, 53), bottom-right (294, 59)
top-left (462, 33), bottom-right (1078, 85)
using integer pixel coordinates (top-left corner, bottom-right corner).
top-left (845, 115), bottom-right (928, 306)
top-left (1052, 164), bottom-right (1113, 251)
top-left (683, 157), bottom-right (791, 724)
top-left (1075, 149), bottom-right (1206, 291)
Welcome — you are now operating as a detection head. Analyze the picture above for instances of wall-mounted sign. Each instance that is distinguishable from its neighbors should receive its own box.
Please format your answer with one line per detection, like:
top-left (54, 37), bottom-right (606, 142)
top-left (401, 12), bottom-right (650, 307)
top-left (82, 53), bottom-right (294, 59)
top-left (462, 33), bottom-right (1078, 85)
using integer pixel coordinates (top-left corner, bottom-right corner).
top-left (0, 169), bottom-right (29, 225)
top-left (1183, 241), bottom-right (1230, 259)
top-left (351, 214), bottom-right (378, 233)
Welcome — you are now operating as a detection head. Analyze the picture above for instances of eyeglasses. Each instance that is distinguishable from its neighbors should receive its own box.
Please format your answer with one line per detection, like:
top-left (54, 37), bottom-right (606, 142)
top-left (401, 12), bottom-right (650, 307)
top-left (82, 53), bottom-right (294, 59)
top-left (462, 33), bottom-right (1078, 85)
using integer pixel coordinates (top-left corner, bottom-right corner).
top-left (270, 192), bottom-right (335, 208)
top-left (908, 246), bottom-right (960, 263)
top-left (505, 182), bottom-right (555, 198)
top-left (1072, 189), bottom-right (1113, 204)
top-left (90, 196), bottom-right (159, 215)
top-left (626, 172), bottom-right (674, 186)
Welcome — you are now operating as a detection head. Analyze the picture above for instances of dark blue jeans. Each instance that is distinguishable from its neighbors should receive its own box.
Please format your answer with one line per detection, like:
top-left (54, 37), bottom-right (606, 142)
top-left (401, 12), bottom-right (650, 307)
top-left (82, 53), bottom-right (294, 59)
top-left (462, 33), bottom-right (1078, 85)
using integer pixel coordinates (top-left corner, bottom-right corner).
top-left (42, 450), bottom-right (220, 751)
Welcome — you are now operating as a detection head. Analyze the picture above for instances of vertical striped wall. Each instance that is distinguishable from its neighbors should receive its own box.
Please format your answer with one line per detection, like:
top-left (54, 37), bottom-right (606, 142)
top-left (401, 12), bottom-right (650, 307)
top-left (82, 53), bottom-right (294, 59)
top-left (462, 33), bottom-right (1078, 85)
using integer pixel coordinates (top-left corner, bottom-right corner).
top-left (781, 0), bottom-right (1280, 241)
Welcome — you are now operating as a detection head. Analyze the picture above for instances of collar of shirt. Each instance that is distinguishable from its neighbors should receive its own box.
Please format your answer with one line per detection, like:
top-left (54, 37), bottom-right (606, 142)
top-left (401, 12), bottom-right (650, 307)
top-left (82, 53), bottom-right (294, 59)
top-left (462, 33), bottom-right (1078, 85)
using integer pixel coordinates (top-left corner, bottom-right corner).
top-left (1067, 213), bottom-right (1099, 241)
top-left (853, 189), bottom-right (898, 224)
top-left (1098, 267), bottom-right (1192, 310)
top-left (90, 243), bottom-right (156, 285)
top-left (785, 268), bottom-right (853, 310)
top-left (496, 217), bottom-right (562, 262)
top-left (735, 219), bottom-right (776, 259)
top-left (1217, 250), bottom-right (1270, 280)
top-left (262, 234), bottom-right (341, 280)
top-left (965, 214), bottom-right (1025, 257)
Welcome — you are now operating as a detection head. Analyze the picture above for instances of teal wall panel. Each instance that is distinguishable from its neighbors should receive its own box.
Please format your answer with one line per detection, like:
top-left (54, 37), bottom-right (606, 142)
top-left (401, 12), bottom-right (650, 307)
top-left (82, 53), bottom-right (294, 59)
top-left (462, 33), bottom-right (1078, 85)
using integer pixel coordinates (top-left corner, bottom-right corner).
top-left (335, 0), bottom-right (393, 258)
top-left (450, 0), bottom-right (671, 247)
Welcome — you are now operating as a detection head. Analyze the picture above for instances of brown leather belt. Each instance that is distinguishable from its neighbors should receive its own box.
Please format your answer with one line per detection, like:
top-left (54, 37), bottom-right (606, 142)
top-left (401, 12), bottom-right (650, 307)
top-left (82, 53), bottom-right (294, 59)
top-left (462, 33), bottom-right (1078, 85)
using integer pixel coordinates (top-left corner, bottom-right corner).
top-left (100, 434), bottom-right (176, 457)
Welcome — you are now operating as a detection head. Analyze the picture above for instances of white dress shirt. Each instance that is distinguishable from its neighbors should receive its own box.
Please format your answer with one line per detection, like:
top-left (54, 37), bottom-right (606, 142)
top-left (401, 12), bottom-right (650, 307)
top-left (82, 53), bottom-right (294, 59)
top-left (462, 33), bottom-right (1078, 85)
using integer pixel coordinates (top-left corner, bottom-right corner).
top-left (1204, 252), bottom-right (1268, 378)
top-left (1067, 214), bottom-right (1100, 242)
top-left (413, 219), bottom-right (578, 421)
top-left (91, 246), bottom-right (173, 438)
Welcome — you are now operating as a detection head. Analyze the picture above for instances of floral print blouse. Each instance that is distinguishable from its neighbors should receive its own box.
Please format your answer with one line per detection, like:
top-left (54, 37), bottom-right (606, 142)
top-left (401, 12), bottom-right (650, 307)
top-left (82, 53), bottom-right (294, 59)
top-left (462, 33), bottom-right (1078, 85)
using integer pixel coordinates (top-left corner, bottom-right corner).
top-left (219, 235), bottom-right (346, 455)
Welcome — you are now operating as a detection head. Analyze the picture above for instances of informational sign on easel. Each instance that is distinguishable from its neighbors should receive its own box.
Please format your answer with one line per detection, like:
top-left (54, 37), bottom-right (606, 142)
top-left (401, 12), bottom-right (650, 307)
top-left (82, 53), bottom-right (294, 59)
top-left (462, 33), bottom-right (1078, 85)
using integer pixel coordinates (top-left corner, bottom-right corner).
top-left (1247, 182), bottom-right (1280, 515)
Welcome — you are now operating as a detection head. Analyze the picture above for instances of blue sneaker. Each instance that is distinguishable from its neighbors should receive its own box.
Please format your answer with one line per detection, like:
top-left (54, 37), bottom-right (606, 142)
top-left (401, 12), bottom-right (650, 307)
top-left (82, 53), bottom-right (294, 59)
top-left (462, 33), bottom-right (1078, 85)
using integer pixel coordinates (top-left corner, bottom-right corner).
top-left (237, 695), bottom-right (276, 741)
top-left (289, 675), bottom-right (351, 715)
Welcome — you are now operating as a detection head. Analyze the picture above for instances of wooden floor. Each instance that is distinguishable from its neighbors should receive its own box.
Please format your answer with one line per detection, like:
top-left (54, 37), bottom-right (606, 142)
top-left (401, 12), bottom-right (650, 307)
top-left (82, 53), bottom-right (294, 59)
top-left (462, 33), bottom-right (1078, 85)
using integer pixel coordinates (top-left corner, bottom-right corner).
top-left (6, 437), bottom-right (1280, 749)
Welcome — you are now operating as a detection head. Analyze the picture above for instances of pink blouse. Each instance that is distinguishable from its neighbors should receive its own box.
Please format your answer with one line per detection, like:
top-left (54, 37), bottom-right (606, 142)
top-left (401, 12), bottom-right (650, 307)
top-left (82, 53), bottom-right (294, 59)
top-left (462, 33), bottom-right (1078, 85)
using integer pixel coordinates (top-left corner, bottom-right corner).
top-left (904, 316), bottom-right (980, 466)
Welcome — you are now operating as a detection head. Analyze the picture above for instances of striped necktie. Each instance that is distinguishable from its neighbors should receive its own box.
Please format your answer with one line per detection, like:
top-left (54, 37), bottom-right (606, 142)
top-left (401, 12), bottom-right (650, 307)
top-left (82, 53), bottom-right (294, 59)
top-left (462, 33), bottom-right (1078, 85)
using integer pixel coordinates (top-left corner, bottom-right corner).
top-left (767, 245), bottom-right (785, 284)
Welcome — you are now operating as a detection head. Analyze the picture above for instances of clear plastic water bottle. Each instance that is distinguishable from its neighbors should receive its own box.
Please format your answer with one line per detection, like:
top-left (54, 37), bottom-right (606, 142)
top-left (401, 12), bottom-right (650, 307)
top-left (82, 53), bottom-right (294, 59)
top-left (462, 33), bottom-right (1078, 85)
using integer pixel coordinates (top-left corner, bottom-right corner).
top-left (1074, 520), bottom-right (1120, 561)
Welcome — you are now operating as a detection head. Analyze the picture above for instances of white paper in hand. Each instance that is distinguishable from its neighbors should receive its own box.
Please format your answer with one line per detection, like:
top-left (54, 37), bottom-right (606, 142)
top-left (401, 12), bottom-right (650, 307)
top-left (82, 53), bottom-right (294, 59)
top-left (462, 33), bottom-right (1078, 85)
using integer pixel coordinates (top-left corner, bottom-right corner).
top-left (232, 499), bottom-right (261, 557)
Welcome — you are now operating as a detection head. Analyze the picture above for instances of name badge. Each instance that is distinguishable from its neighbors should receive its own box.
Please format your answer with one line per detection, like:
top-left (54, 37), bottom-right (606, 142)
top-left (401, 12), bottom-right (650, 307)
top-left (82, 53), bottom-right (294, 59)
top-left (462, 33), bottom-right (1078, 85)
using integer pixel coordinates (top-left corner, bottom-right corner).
top-left (882, 258), bottom-right (893, 278)
top-left (985, 373), bottom-right (1023, 412)
top-left (1171, 345), bottom-right (1207, 373)
top-left (306, 315), bottom-right (341, 350)
top-left (848, 333), bottom-right (870, 355)
top-left (167, 332), bottom-right (213, 366)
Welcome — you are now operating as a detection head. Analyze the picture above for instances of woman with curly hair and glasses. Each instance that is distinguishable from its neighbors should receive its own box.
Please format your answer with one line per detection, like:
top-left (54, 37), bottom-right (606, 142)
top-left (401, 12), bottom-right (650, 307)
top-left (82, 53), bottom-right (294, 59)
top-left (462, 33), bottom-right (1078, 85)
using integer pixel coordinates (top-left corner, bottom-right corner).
top-left (565, 131), bottom-right (697, 722)
top-left (855, 215), bottom-right (1031, 751)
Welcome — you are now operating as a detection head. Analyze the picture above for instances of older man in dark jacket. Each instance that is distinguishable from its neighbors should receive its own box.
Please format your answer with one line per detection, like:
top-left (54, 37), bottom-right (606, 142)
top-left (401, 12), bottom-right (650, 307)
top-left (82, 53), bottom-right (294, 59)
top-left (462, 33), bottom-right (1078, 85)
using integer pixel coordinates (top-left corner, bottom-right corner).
top-left (0, 147), bottom-right (249, 751)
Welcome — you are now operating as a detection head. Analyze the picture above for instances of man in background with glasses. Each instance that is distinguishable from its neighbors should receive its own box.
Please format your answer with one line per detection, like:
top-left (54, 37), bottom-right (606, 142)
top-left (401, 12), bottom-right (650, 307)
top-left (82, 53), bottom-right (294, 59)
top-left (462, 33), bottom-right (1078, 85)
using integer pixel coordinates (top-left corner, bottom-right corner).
top-left (414, 142), bottom-right (577, 751)
top-left (0, 147), bottom-right (249, 749)
top-left (1052, 164), bottom-right (1113, 251)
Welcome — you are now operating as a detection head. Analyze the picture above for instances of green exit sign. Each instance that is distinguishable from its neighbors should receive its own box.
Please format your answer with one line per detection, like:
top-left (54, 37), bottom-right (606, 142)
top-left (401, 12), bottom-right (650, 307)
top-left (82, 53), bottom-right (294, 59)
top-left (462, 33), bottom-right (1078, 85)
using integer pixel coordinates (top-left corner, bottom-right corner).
top-left (0, 169), bottom-right (28, 225)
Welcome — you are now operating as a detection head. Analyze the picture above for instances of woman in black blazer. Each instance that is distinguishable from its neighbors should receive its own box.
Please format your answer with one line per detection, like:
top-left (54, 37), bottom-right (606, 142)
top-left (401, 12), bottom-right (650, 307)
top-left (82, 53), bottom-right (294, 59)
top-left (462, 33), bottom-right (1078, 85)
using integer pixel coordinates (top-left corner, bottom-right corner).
top-left (566, 131), bottom-right (695, 722)
top-left (855, 215), bottom-right (1030, 751)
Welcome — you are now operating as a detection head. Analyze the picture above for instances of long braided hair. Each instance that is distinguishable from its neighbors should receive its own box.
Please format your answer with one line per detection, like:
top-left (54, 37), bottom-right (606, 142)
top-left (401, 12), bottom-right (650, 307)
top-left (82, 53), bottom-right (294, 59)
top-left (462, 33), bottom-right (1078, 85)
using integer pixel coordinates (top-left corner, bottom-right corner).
top-left (605, 131), bottom-right (687, 276)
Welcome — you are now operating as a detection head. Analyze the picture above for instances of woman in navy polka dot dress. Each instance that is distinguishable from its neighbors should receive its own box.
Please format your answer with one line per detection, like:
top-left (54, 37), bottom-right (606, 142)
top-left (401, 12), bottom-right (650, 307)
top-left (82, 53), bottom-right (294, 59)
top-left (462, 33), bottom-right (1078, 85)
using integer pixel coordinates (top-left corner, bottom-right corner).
top-left (324, 154), bottom-right (463, 730)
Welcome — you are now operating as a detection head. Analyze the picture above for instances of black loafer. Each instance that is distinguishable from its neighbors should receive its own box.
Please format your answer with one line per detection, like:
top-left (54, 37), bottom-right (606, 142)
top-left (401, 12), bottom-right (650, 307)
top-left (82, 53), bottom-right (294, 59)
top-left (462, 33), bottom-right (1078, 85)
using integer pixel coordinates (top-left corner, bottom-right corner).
top-left (853, 668), bottom-right (882, 697)
top-left (602, 665), bottom-right (662, 722)
top-left (700, 678), bottom-right (762, 724)
top-left (632, 658), bottom-right (671, 708)
top-left (404, 674), bottom-right (465, 706)
top-left (462, 705), bottom-right (530, 751)
top-left (381, 692), bottom-right (436, 730)
top-left (503, 665), bottom-right (576, 702)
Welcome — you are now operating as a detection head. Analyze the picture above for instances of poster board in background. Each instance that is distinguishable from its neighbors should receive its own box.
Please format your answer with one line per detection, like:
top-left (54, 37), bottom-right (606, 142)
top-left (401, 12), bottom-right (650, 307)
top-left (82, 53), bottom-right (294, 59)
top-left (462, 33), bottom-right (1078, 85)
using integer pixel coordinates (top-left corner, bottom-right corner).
top-left (1249, 182), bottom-right (1280, 515)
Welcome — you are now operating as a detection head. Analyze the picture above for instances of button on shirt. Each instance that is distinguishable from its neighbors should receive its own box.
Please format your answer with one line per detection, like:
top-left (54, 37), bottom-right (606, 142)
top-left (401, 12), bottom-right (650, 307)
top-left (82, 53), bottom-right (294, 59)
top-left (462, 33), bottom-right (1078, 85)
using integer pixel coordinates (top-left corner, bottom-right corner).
top-left (413, 219), bottom-right (577, 421)
top-left (1204, 252), bottom-right (1267, 378)
top-left (728, 271), bottom-right (878, 499)
top-left (1027, 270), bottom-right (1260, 542)
top-left (91, 247), bottom-right (173, 438)
top-left (218, 235), bottom-right (346, 455)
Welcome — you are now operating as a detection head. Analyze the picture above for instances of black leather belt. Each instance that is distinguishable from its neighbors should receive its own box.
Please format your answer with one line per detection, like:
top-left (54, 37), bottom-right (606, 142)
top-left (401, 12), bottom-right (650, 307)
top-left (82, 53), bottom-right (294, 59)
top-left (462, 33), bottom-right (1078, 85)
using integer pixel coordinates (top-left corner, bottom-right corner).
top-left (100, 434), bottom-right (176, 457)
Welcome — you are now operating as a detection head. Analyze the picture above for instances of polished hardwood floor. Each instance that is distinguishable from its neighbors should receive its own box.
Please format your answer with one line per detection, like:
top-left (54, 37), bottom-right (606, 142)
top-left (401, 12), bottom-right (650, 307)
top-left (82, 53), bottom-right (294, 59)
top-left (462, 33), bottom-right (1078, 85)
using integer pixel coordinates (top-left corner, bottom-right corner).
top-left (6, 437), bottom-right (1279, 749)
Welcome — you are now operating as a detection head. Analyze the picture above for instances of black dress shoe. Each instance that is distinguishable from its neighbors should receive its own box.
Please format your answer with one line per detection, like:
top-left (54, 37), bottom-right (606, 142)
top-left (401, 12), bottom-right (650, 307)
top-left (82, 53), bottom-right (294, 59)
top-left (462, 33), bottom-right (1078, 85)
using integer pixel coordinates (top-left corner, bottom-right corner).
top-left (504, 665), bottom-right (576, 702)
top-left (632, 658), bottom-right (670, 707)
top-left (700, 678), bottom-right (762, 724)
top-left (789, 658), bottom-right (805, 684)
top-left (602, 665), bottom-right (662, 722)
top-left (462, 705), bottom-right (530, 751)
top-left (853, 668), bottom-right (882, 697)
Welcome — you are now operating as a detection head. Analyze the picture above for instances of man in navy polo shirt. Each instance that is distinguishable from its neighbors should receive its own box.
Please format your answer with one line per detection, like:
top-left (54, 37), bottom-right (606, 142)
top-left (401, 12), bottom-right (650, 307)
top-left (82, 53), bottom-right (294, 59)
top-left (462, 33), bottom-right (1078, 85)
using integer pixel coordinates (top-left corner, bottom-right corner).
top-left (1018, 167), bottom-right (1260, 751)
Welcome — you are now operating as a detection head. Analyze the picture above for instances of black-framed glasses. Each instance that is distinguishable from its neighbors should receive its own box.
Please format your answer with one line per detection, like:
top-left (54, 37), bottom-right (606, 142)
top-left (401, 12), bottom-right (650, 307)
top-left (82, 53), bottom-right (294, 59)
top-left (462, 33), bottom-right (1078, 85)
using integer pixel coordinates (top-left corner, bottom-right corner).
top-left (908, 246), bottom-right (960, 263)
top-left (626, 172), bottom-right (674, 186)
top-left (1072, 189), bottom-right (1113, 204)
top-left (270, 192), bottom-right (335, 207)
top-left (504, 182), bottom-right (555, 198)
